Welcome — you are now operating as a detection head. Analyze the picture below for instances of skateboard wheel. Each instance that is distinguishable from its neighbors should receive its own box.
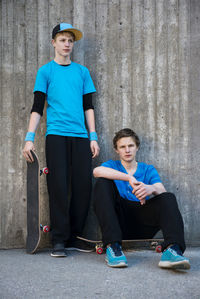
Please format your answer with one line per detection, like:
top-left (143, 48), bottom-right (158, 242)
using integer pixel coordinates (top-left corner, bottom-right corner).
top-left (96, 246), bottom-right (103, 255)
top-left (40, 224), bottom-right (50, 233)
top-left (155, 245), bottom-right (162, 253)
top-left (43, 167), bottom-right (49, 174)
top-left (43, 225), bottom-right (50, 233)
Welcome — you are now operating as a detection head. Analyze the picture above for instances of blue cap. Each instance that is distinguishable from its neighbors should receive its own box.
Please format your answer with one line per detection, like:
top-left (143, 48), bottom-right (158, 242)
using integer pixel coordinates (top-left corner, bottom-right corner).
top-left (52, 23), bottom-right (83, 41)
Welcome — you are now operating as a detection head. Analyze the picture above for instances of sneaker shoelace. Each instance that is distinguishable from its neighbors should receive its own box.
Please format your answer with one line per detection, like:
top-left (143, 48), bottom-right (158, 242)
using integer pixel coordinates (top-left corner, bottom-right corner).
top-left (111, 242), bottom-right (123, 256)
top-left (170, 244), bottom-right (183, 256)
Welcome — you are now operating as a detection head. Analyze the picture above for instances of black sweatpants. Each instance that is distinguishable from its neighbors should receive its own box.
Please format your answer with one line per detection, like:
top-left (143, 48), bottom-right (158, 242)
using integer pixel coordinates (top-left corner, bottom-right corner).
top-left (93, 178), bottom-right (186, 252)
top-left (45, 135), bottom-right (92, 245)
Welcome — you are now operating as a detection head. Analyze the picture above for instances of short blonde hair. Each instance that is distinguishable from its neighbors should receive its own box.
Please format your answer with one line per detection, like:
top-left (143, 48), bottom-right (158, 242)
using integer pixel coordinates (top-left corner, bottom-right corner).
top-left (53, 31), bottom-right (75, 41)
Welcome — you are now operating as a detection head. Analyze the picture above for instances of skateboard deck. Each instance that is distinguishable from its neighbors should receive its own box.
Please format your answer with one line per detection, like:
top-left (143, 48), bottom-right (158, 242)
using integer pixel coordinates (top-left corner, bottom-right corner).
top-left (76, 236), bottom-right (163, 254)
top-left (26, 150), bottom-right (50, 254)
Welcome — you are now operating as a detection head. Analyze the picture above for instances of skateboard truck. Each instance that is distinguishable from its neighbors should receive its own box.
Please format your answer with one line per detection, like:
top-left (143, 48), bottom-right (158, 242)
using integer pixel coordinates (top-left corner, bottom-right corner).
top-left (150, 241), bottom-right (162, 253)
top-left (40, 167), bottom-right (49, 176)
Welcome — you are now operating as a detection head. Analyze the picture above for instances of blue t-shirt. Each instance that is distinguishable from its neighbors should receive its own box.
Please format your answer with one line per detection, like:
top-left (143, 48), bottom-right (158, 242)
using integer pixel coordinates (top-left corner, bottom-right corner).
top-left (101, 160), bottom-right (162, 202)
top-left (33, 60), bottom-right (96, 137)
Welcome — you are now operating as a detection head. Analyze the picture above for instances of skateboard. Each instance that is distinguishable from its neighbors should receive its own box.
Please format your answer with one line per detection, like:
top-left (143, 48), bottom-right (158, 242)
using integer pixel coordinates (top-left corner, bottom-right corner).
top-left (76, 236), bottom-right (163, 254)
top-left (26, 150), bottom-right (50, 254)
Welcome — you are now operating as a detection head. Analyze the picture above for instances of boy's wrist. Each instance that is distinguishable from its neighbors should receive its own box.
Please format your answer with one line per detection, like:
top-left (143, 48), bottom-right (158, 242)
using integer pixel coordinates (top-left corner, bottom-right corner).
top-left (25, 132), bottom-right (35, 142)
top-left (89, 131), bottom-right (98, 141)
top-left (152, 185), bottom-right (158, 195)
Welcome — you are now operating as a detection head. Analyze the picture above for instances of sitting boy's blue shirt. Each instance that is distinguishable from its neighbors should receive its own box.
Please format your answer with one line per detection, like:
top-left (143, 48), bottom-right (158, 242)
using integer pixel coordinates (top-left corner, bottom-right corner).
top-left (101, 160), bottom-right (162, 202)
top-left (33, 60), bottom-right (96, 137)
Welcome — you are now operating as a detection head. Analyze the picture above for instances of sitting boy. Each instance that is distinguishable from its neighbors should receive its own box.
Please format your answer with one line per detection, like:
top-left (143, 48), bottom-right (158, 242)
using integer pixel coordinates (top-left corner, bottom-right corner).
top-left (93, 128), bottom-right (190, 269)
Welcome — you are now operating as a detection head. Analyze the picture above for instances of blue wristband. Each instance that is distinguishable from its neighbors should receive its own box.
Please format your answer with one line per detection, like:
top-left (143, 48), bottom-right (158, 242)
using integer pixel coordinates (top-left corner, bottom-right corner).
top-left (89, 132), bottom-right (98, 141)
top-left (25, 132), bottom-right (35, 142)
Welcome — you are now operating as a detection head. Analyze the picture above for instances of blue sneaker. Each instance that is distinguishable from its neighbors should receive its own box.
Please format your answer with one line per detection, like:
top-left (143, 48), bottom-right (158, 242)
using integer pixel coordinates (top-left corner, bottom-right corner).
top-left (158, 246), bottom-right (190, 270)
top-left (105, 242), bottom-right (128, 268)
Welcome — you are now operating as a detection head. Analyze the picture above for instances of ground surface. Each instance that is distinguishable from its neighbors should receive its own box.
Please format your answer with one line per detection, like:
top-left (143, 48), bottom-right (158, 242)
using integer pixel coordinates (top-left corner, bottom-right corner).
top-left (0, 248), bottom-right (199, 299)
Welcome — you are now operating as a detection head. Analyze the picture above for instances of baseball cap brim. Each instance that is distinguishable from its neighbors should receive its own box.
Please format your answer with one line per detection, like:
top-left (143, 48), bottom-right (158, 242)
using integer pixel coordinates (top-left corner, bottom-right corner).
top-left (60, 28), bottom-right (82, 41)
top-left (52, 23), bottom-right (83, 41)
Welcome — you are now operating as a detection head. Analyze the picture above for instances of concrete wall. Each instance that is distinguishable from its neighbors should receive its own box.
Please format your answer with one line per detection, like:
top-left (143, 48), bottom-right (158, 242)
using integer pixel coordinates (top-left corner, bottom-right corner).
top-left (1, 0), bottom-right (200, 248)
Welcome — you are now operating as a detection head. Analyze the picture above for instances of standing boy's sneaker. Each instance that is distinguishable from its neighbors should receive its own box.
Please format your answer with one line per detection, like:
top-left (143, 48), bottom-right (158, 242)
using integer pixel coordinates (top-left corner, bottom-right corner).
top-left (51, 243), bottom-right (67, 257)
top-left (65, 238), bottom-right (95, 253)
top-left (105, 242), bottom-right (128, 268)
top-left (158, 245), bottom-right (190, 270)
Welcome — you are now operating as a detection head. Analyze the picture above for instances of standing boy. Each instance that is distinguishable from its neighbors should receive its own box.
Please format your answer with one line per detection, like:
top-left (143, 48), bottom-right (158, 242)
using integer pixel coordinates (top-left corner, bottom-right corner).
top-left (93, 128), bottom-right (190, 269)
top-left (23, 23), bottom-right (99, 257)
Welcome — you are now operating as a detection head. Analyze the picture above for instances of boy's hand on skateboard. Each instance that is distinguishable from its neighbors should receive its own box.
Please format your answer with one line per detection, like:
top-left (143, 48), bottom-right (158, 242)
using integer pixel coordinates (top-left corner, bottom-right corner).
top-left (23, 141), bottom-right (35, 163)
top-left (132, 182), bottom-right (155, 205)
top-left (90, 140), bottom-right (100, 158)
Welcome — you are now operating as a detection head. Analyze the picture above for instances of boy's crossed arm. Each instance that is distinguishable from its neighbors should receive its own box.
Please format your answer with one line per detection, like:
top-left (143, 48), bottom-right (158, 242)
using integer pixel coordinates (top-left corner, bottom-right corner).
top-left (93, 166), bottom-right (166, 205)
top-left (130, 181), bottom-right (166, 205)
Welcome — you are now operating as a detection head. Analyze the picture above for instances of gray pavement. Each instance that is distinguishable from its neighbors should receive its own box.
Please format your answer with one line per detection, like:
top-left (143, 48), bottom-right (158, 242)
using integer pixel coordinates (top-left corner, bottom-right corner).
top-left (0, 247), bottom-right (199, 299)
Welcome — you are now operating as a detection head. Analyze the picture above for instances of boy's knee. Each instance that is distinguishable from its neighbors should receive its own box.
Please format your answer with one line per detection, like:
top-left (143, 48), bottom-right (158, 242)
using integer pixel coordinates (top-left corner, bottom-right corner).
top-left (157, 192), bottom-right (176, 200)
top-left (94, 177), bottom-right (113, 189)
top-left (158, 192), bottom-right (178, 208)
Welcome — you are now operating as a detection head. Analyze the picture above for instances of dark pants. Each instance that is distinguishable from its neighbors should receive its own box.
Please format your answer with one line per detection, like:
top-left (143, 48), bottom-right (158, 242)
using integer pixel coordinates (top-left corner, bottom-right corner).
top-left (45, 135), bottom-right (92, 245)
top-left (93, 178), bottom-right (186, 252)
